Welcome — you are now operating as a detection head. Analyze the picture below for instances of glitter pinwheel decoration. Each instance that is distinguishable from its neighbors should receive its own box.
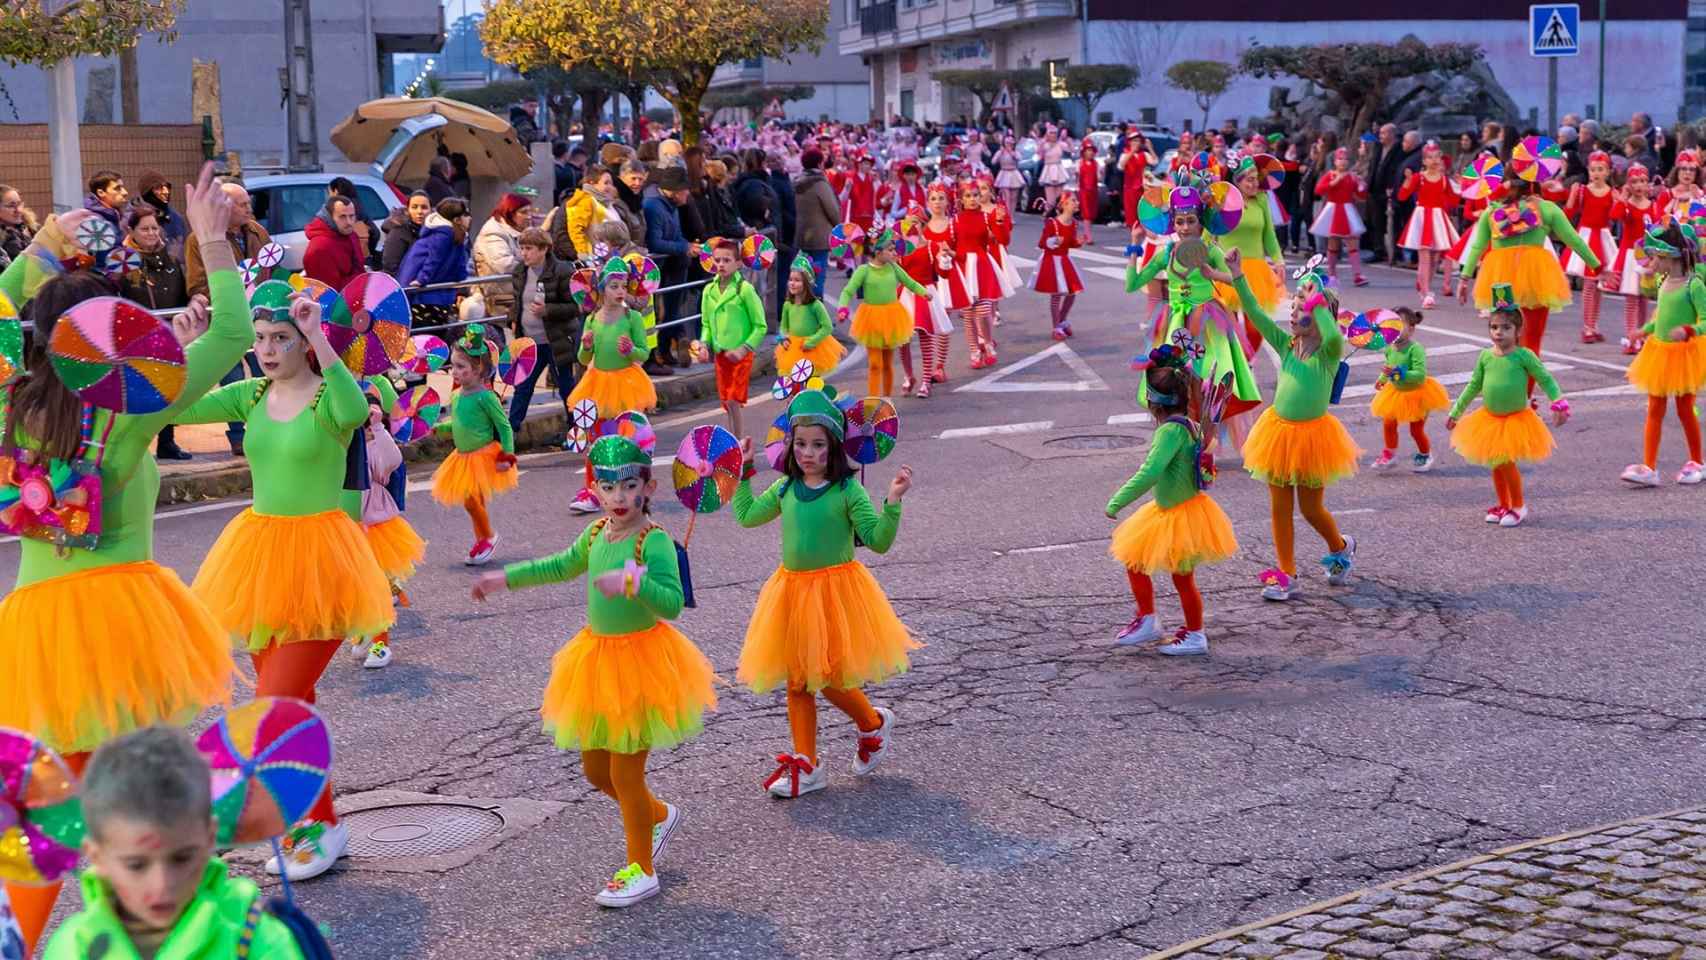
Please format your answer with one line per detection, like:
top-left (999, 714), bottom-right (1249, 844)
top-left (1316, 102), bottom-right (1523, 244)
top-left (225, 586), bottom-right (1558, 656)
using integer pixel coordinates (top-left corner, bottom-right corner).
top-left (0, 729), bottom-right (85, 887)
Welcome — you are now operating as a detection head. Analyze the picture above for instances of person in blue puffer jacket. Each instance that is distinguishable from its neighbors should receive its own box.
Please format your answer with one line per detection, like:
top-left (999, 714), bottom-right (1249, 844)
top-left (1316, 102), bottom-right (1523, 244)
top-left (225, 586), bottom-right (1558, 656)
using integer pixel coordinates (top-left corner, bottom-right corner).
top-left (397, 197), bottom-right (472, 329)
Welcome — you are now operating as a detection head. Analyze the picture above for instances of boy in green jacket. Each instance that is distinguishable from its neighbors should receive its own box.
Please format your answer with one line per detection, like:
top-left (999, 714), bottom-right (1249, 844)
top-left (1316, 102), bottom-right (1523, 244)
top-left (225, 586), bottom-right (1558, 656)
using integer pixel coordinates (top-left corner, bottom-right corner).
top-left (44, 728), bottom-right (305, 959)
top-left (697, 237), bottom-right (767, 436)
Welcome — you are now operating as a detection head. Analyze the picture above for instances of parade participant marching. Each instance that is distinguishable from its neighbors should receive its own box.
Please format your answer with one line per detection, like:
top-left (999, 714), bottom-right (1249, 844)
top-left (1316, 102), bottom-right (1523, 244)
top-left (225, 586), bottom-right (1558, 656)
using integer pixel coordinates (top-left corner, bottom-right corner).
top-left (1033, 188), bottom-right (1085, 340)
top-left (1369, 307), bottom-right (1450, 472)
top-left (354, 380), bottom-right (424, 669)
top-left (895, 215), bottom-right (949, 397)
top-left (1311, 148), bottom-right (1370, 288)
top-left (1665, 149), bottom-right (1703, 218)
top-left (1077, 140), bottom-right (1100, 243)
top-left (1562, 151), bottom-right (1618, 343)
top-left (1619, 221), bottom-right (1706, 487)
top-left (1604, 165), bottom-right (1665, 355)
top-left (919, 184), bottom-right (962, 384)
top-left (733, 388), bottom-right (917, 799)
top-left (0, 164), bottom-right (249, 954)
top-left (837, 224), bottom-right (935, 396)
top-left (1447, 284), bottom-right (1571, 527)
top-left (1106, 349), bottom-right (1238, 656)
top-left (1224, 154), bottom-right (1287, 352)
top-left (697, 237), bottom-right (766, 438)
top-left (777, 255), bottom-right (844, 376)
top-left (472, 432), bottom-right (716, 908)
top-left (570, 258), bottom-right (657, 418)
top-left (431, 325), bottom-right (518, 565)
top-left (947, 181), bottom-right (1011, 369)
top-left (993, 135), bottom-right (1026, 215)
top-left (1228, 250), bottom-right (1360, 601)
top-left (1396, 144), bottom-right (1460, 308)
top-left (176, 285), bottom-right (393, 882)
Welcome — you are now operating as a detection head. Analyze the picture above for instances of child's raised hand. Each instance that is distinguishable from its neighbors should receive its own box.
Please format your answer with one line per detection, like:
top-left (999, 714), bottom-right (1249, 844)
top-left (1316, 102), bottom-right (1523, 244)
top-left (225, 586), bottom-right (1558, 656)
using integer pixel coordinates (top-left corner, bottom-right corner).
top-left (837, 306), bottom-right (851, 323)
top-left (1445, 416), bottom-right (1458, 430)
top-left (617, 334), bottom-right (634, 354)
top-left (581, 330), bottom-right (594, 350)
top-left (886, 464), bottom-right (913, 503)
top-left (471, 571), bottom-right (507, 602)
top-left (592, 570), bottom-right (627, 598)
top-left (739, 436), bottom-right (755, 462)
top-left (1223, 248), bottom-right (1243, 278)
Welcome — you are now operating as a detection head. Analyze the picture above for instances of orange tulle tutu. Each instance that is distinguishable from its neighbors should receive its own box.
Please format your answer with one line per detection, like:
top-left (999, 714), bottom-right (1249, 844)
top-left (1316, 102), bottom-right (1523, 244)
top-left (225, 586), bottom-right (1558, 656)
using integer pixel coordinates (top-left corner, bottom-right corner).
top-left (1242, 408), bottom-right (1362, 488)
top-left (365, 515), bottom-right (426, 584)
top-left (737, 561), bottom-right (920, 694)
top-left (430, 442), bottom-right (520, 507)
top-left (1627, 336), bottom-right (1706, 397)
top-left (566, 364), bottom-right (658, 418)
top-left (1109, 493), bottom-right (1239, 574)
top-left (1451, 407), bottom-right (1555, 466)
top-left (775, 333), bottom-right (847, 376)
top-left (1370, 377), bottom-right (1452, 422)
top-left (541, 621), bottom-right (717, 754)
top-left (1235, 258), bottom-right (1284, 313)
top-left (0, 562), bottom-right (234, 754)
top-left (1473, 245), bottom-right (1573, 311)
top-left (851, 300), bottom-right (915, 348)
top-left (192, 509), bottom-right (394, 652)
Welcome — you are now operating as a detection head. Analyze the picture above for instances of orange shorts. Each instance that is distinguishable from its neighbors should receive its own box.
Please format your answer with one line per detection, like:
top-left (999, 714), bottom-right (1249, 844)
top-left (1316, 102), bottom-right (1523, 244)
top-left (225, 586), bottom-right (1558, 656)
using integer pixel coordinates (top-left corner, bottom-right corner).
top-left (716, 351), bottom-right (754, 406)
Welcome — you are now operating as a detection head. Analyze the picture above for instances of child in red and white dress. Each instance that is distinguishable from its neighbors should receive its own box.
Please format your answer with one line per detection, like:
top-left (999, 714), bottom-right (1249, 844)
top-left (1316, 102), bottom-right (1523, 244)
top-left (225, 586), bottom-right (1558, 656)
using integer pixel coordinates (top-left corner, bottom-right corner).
top-left (919, 183), bottom-right (962, 383)
top-left (1076, 141), bottom-right (1100, 243)
top-left (1564, 151), bottom-right (1618, 342)
top-left (845, 153), bottom-right (878, 234)
top-left (948, 180), bottom-right (1011, 369)
top-left (888, 162), bottom-right (927, 220)
top-left (1665, 149), bottom-right (1703, 219)
top-left (898, 214), bottom-right (950, 398)
top-left (1032, 188), bottom-right (1084, 340)
top-left (1606, 164), bottom-right (1667, 354)
top-left (978, 177), bottom-right (1020, 335)
top-left (1396, 143), bottom-right (1460, 309)
top-left (1311, 147), bottom-right (1370, 287)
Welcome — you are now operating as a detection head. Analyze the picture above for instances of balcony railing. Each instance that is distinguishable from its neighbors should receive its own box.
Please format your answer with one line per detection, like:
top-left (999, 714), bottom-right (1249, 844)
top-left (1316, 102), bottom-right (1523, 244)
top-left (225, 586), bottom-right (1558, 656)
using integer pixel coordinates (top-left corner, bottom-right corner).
top-left (861, 1), bottom-right (897, 35)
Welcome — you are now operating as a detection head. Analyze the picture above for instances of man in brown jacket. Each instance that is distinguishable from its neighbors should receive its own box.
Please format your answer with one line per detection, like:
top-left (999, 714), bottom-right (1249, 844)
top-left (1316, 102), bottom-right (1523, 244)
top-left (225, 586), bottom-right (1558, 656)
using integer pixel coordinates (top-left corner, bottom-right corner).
top-left (185, 181), bottom-right (271, 299)
top-left (792, 148), bottom-right (840, 296)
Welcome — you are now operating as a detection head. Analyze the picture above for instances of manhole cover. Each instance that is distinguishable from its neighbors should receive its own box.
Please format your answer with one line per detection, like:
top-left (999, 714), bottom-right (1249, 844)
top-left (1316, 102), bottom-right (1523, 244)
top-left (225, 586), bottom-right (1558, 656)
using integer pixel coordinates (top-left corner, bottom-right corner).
top-left (1043, 434), bottom-right (1143, 450)
top-left (343, 803), bottom-right (505, 860)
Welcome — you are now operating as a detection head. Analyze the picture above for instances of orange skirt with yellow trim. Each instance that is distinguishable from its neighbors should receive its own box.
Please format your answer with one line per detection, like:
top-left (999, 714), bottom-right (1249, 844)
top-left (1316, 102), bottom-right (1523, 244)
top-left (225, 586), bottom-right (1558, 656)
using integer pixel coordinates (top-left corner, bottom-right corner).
top-left (365, 515), bottom-right (426, 584)
top-left (192, 509), bottom-right (394, 652)
top-left (737, 561), bottom-right (920, 694)
top-left (0, 561), bottom-right (234, 754)
top-left (1627, 336), bottom-right (1706, 397)
top-left (541, 621), bottom-right (717, 754)
top-left (1242, 408), bottom-right (1362, 488)
top-left (567, 364), bottom-right (658, 418)
top-left (851, 300), bottom-right (915, 349)
top-left (1370, 378), bottom-right (1451, 423)
top-left (1451, 407), bottom-right (1555, 466)
top-left (431, 441), bottom-right (520, 506)
top-left (1110, 493), bottom-right (1239, 574)
top-left (1473, 245), bottom-right (1573, 311)
top-left (1235, 258), bottom-right (1285, 314)
top-left (775, 333), bottom-right (847, 376)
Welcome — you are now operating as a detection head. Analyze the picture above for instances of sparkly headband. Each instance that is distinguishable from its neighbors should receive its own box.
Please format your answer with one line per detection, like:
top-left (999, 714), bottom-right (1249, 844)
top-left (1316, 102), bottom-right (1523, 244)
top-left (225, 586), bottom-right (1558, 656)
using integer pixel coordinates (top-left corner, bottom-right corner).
top-left (458, 323), bottom-right (491, 357)
top-left (1627, 164), bottom-right (1650, 180)
top-left (1588, 151), bottom-right (1611, 166)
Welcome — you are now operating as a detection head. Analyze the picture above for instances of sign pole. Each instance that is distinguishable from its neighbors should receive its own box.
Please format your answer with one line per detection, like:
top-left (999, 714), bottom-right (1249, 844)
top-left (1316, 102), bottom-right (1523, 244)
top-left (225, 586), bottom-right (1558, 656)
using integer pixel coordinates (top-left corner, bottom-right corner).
top-left (1597, 0), bottom-right (1605, 121)
top-left (1547, 57), bottom-right (1558, 131)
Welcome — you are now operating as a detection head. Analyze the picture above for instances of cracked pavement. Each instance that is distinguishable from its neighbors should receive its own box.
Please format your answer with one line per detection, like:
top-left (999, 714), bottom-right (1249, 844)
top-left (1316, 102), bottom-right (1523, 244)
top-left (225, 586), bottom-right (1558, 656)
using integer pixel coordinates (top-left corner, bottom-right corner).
top-left (7, 220), bottom-right (1705, 958)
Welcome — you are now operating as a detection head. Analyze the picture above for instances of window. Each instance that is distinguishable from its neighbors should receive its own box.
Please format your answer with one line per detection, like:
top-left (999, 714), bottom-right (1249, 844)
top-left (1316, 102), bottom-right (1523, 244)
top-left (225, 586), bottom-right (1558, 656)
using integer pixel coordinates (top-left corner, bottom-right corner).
top-left (272, 186), bottom-right (327, 235)
top-left (901, 0), bottom-right (935, 8)
top-left (1689, 17), bottom-right (1706, 119)
top-left (847, 0), bottom-right (858, 24)
top-left (900, 89), bottom-right (915, 119)
top-left (354, 186), bottom-right (390, 223)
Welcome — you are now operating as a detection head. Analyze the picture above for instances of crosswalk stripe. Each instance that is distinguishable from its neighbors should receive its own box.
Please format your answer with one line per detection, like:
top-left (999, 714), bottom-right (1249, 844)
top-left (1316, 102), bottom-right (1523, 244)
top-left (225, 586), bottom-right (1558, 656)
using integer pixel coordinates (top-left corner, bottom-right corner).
top-left (1338, 364), bottom-right (1575, 399)
top-left (1347, 343), bottom-right (1482, 366)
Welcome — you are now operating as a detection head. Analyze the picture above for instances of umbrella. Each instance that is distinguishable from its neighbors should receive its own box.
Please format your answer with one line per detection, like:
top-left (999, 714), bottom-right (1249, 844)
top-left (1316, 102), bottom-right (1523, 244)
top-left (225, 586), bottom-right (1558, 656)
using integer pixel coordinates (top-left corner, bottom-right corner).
top-left (330, 97), bottom-right (532, 184)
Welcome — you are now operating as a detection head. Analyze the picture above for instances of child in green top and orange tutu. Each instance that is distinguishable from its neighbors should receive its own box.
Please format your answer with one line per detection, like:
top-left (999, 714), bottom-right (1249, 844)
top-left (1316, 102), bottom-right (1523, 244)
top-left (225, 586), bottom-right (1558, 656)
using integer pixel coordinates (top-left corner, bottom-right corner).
top-left (837, 224), bottom-right (934, 397)
top-left (776, 254), bottom-right (844, 376)
top-left (1619, 220), bottom-right (1706, 487)
top-left (1368, 307), bottom-right (1450, 473)
top-left (733, 388), bottom-right (918, 799)
top-left (431, 324), bottom-right (517, 565)
top-left (471, 431), bottom-right (715, 909)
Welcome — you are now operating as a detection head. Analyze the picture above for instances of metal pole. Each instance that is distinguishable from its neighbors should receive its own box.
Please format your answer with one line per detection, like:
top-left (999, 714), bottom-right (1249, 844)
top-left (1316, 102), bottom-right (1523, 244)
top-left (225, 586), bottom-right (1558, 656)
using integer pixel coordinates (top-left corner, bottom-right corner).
top-left (1596, 0), bottom-right (1606, 121)
top-left (1079, 0), bottom-right (1089, 65)
top-left (46, 60), bottom-right (81, 213)
top-left (1547, 57), bottom-right (1558, 132)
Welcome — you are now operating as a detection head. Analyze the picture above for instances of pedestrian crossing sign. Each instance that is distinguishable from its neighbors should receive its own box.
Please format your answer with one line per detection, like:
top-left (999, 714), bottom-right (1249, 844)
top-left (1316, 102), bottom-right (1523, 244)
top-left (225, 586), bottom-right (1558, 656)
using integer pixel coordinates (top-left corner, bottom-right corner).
top-left (1530, 3), bottom-right (1579, 57)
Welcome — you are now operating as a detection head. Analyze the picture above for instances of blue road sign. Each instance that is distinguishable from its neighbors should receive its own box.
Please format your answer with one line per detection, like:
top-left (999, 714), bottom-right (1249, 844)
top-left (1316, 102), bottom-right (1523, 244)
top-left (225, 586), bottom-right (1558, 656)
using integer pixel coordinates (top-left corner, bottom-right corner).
top-left (1531, 4), bottom-right (1580, 57)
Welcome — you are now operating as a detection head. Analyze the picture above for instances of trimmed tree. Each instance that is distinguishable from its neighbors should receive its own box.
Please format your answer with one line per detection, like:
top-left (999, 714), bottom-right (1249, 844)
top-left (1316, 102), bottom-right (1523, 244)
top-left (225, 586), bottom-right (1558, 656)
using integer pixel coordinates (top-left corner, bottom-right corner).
top-left (1165, 59), bottom-right (1235, 133)
top-left (0, 0), bottom-right (184, 66)
top-left (1240, 38), bottom-right (1481, 138)
top-left (932, 68), bottom-right (1007, 125)
top-left (1062, 64), bottom-right (1137, 124)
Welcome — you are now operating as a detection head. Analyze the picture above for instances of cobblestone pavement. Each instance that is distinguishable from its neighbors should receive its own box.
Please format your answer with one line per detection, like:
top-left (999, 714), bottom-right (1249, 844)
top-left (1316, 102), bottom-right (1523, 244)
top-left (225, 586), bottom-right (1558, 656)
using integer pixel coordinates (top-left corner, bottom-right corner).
top-left (1150, 806), bottom-right (1706, 960)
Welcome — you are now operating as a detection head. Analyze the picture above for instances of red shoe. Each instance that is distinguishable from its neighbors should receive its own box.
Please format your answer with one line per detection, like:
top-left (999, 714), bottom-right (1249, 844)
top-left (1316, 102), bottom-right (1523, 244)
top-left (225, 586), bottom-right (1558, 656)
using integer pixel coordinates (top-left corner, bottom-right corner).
top-left (1581, 331), bottom-right (1604, 343)
top-left (1353, 274), bottom-right (1370, 287)
top-left (1051, 326), bottom-right (1067, 341)
top-left (932, 366), bottom-right (947, 383)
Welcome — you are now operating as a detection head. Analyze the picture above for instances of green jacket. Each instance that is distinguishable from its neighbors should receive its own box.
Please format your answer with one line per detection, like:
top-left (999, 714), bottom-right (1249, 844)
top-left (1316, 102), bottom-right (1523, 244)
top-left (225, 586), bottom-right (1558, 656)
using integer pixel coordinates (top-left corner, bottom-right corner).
top-left (698, 275), bottom-right (766, 354)
top-left (44, 860), bottom-right (306, 959)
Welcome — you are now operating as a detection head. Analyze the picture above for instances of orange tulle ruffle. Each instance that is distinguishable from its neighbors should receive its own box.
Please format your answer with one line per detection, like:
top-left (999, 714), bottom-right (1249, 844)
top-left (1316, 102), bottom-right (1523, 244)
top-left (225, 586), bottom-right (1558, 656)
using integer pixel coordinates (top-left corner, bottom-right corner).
top-left (365, 515), bottom-right (427, 584)
top-left (1241, 408), bottom-right (1362, 488)
top-left (851, 300), bottom-right (915, 349)
top-left (1109, 493), bottom-right (1239, 574)
top-left (541, 621), bottom-right (717, 754)
top-left (737, 561), bottom-right (919, 694)
top-left (1451, 407), bottom-right (1555, 466)
top-left (430, 442), bottom-right (520, 507)
top-left (1473, 245), bottom-right (1573, 311)
top-left (1370, 377), bottom-right (1451, 422)
top-left (566, 364), bottom-right (658, 418)
top-left (775, 333), bottom-right (847, 376)
top-left (1626, 336), bottom-right (1706, 397)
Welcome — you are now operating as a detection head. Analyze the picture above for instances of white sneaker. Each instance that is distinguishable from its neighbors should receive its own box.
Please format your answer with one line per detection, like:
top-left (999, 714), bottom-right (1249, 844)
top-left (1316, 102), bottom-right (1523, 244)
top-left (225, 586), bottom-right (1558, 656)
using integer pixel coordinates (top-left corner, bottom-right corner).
top-left (650, 803), bottom-right (679, 863)
top-left (1370, 450), bottom-right (1395, 470)
top-left (265, 820), bottom-right (348, 882)
top-left (1499, 505), bottom-right (1530, 527)
top-left (567, 487), bottom-right (601, 514)
top-left (362, 639), bottom-right (392, 669)
top-left (595, 863), bottom-right (659, 908)
top-left (851, 707), bottom-right (894, 776)
top-left (1115, 613), bottom-right (1162, 646)
top-left (1484, 505), bottom-right (1507, 523)
top-left (1323, 534), bottom-right (1356, 586)
top-left (1678, 461), bottom-right (1705, 485)
top-left (1156, 629), bottom-right (1208, 656)
top-left (1621, 463), bottom-right (1661, 487)
top-left (1411, 453), bottom-right (1435, 473)
top-left (764, 753), bottom-right (826, 799)
top-left (348, 638), bottom-right (372, 663)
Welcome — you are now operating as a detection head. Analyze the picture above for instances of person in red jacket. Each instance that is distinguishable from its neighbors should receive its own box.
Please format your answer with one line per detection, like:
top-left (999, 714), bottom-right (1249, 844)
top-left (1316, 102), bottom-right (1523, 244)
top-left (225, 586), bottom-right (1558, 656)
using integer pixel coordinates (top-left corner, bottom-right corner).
top-left (846, 153), bottom-right (878, 231)
top-left (1076, 141), bottom-right (1099, 243)
top-left (303, 194), bottom-right (368, 290)
top-left (1119, 131), bottom-right (1156, 229)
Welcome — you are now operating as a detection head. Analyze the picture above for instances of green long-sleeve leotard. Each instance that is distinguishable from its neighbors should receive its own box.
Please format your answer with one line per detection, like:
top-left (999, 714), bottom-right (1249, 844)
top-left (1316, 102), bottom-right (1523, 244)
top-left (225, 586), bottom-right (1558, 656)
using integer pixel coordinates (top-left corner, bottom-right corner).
top-left (1459, 199), bottom-right (1600, 277)
top-left (1235, 275), bottom-right (1345, 422)
top-left (1449, 349), bottom-right (1561, 418)
top-left (1642, 276), bottom-right (1706, 340)
top-left (838, 262), bottom-right (930, 309)
top-left (1380, 340), bottom-right (1428, 389)
top-left (781, 301), bottom-right (834, 350)
top-left (444, 387), bottom-right (515, 454)
top-left (505, 523), bottom-right (683, 634)
top-left (733, 476), bottom-right (901, 571)
top-left (578, 309), bottom-right (651, 372)
top-left (1107, 420), bottom-right (1199, 513)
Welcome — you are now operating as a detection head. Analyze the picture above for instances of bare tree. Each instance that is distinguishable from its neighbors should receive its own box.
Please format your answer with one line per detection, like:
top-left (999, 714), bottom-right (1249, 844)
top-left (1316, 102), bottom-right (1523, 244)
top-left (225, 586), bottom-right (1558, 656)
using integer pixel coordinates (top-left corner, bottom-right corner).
top-left (1103, 21), bottom-right (1184, 92)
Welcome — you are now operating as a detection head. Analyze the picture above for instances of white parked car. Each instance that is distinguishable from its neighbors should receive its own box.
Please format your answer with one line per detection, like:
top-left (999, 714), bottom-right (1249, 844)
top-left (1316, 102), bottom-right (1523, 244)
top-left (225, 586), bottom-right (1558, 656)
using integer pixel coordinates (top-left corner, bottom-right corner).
top-left (244, 173), bottom-right (406, 272)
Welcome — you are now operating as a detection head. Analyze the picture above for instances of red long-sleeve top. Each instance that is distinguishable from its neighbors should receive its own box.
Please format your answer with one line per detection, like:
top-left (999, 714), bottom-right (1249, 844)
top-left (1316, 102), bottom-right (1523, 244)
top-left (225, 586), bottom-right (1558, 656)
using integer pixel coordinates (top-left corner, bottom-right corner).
top-left (1314, 171), bottom-right (1367, 203)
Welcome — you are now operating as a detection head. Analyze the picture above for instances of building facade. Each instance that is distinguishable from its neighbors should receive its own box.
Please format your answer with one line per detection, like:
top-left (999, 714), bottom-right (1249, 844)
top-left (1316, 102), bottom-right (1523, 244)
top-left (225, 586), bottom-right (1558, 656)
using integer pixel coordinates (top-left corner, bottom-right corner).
top-left (841, 0), bottom-right (1690, 131)
top-left (709, 34), bottom-right (871, 123)
top-left (0, 0), bottom-right (443, 172)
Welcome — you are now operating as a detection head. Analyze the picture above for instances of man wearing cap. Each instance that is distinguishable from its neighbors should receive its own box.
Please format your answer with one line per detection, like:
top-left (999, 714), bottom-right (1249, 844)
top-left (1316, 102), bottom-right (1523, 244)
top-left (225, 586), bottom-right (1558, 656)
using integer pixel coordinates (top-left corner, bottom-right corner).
top-left (644, 166), bottom-right (694, 366)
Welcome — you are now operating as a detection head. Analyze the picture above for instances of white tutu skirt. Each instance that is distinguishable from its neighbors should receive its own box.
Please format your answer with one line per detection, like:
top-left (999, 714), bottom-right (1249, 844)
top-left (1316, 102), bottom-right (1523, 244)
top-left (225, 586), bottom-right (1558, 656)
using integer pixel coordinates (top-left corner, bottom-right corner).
top-left (1310, 201), bottom-right (1365, 239)
top-left (994, 170), bottom-right (1026, 189)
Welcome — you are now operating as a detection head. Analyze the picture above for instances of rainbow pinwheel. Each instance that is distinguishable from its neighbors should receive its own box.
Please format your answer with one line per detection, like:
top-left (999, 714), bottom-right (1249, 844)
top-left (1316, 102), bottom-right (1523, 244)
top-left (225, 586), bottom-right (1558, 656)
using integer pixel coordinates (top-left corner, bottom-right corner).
top-left (48, 297), bottom-right (187, 414)
top-left (195, 697), bottom-right (331, 847)
top-left (0, 728), bottom-right (86, 886)
top-left (673, 425), bottom-right (742, 514)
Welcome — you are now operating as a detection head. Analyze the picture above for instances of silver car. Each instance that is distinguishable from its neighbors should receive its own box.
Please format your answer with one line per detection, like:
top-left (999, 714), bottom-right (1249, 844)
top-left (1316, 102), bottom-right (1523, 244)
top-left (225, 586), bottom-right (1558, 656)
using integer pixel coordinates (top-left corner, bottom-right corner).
top-left (244, 173), bottom-right (405, 272)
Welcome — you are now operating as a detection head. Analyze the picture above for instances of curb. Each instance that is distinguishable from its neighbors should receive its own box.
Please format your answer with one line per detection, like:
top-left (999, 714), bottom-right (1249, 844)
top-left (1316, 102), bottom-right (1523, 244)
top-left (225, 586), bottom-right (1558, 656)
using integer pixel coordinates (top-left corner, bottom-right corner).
top-left (1140, 802), bottom-right (1706, 959)
top-left (155, 352), bottom-right (779, 505)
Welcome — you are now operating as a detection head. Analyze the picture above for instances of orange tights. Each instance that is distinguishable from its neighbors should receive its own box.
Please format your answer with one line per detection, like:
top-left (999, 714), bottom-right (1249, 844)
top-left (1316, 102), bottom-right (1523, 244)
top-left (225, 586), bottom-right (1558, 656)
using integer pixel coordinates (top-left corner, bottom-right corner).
top-left (1382, 418), bottom-right (1432, 454)
top-left (786, 687), bottom-right (880, 765)
top-left (867, 347), bottom-right (895, 396)
top-left (1127, 568), bottom-right (1203, 630)
top-left (6, 752), bottom-right (89, 957)
top-left (1268, 484), bottom-right (1346, 576)
top-left (464, 496), bottom-right (493, 541)
top-left (253, 638), bottom-right (343, 826)
top-left (581, 749), bottom-right (669, 875)
top-left (1491, 463), bottom-right (1525, 509)
top-left (1643, 394), bottom-right (1703, 468)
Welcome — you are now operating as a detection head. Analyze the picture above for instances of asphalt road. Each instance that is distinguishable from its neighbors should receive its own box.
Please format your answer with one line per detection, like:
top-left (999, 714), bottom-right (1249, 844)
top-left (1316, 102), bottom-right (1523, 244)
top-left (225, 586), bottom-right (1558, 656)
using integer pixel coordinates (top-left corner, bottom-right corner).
top-left (7, 217), bottom-right (1705, 959)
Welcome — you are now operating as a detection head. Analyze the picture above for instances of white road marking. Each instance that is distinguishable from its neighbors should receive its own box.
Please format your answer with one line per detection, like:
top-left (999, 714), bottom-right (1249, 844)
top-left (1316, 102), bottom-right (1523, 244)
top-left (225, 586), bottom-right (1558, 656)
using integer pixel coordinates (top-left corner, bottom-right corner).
top-left (1339, 508), bottom-right (1377, 515)
top-left (936, 420), bottom-right (1055, 439)
top-left (1347, 342), bottom-right (1482, 366)
top-left (1087, 266), bottom-right (1130, 283)
top-left (1337, 364), bottom-right (1576, 399)
top-left (1003, 541), bottom-right (1097, 556)
top-left (956, 343), bottom-right (1109, 393)
top-left (1074, 249), bottom-right (1134, 266)
top-left (1106, 412), bottom-right (1154, 425)
top-left (1569, 383), bottom-right (1639, 397)
top-left (1417, 324), bottom-right (1631, 374)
